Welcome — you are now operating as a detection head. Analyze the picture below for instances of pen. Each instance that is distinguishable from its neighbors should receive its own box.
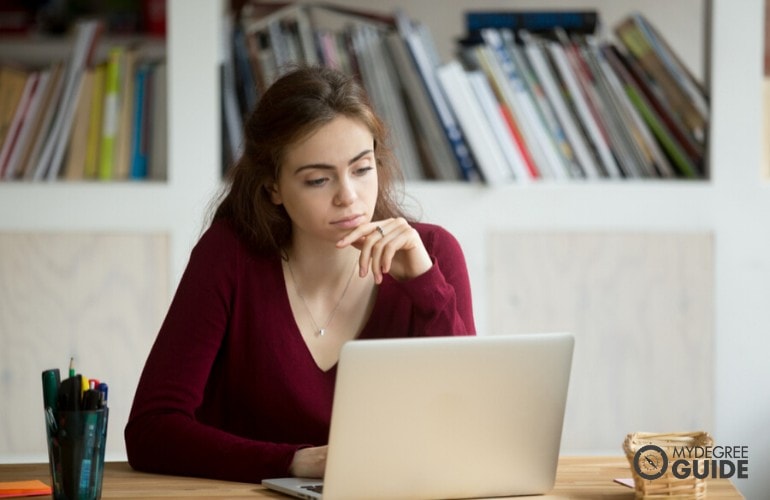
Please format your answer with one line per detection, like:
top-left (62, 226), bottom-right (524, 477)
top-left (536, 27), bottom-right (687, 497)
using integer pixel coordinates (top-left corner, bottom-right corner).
top-left (69, 357), bottom-right (75, 378)
top-left (41, 369), bottom-right (60, 411)
top-left (82, 389), bottom-right (101, 411)
top-left (97, 382), bottom-right (108, 408)
top-left (57, 375), bottom-right (82, 412)
top-left (81, 376), bottom-right (89, 398)
top-left (41, 369), bottom-right (60, 433)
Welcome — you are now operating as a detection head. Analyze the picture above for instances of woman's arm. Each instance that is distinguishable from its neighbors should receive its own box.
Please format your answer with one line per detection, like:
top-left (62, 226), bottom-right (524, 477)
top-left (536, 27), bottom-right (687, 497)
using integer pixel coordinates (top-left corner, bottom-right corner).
top-left (124, 222), bottom-right (305, 483)
top-left (394, 223), bottom-right (476, 337)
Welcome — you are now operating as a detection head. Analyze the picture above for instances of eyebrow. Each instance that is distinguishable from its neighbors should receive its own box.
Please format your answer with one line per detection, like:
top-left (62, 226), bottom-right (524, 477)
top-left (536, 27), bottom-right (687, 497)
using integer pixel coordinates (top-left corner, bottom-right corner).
top-left (292, 149), bottom-right (374, 174)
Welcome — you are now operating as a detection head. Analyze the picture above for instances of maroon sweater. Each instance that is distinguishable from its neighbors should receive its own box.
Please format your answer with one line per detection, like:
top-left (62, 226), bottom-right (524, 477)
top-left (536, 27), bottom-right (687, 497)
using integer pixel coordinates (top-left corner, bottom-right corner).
top-left (124, 219), bottom-right (475, 483)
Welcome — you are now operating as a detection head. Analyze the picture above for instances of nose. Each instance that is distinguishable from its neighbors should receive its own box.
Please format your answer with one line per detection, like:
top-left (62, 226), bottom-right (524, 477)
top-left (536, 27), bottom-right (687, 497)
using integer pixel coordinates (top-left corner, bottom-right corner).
top-left (334, 176), bottom-right (357, 206)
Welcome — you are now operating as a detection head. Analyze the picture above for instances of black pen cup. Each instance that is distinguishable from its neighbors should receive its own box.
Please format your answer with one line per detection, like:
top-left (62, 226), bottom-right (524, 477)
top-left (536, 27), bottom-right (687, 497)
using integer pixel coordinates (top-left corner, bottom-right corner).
top-left (45, 408), bottom-right (109, 500)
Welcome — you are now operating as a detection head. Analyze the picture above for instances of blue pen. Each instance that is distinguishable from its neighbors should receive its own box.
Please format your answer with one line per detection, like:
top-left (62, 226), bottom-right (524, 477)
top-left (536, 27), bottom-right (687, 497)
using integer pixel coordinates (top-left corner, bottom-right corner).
top-left (97, 382), bottom-right (108, 408)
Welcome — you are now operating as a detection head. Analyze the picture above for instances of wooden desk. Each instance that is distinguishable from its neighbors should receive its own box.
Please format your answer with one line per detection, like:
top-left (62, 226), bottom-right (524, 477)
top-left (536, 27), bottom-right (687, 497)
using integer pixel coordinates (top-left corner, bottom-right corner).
top-left (0, 456), bottom-right (743, 499)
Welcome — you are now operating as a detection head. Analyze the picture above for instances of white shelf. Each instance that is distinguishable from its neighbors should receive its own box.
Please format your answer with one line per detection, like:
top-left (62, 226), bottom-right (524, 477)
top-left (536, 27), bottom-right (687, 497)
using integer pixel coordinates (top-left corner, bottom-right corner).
top-left (407, 180), bottom-right (716, 230)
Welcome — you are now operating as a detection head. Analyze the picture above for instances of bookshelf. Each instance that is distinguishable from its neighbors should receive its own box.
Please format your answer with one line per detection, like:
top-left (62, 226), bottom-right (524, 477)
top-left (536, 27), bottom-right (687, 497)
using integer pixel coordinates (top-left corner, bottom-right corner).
top-left (1, 0), bottom-right (768, 497)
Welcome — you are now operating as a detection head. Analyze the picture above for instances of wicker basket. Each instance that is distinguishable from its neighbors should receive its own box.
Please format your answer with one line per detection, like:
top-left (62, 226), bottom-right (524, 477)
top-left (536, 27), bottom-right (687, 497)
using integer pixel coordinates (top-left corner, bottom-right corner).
top-left (623, 431), bottom-right (714, 499)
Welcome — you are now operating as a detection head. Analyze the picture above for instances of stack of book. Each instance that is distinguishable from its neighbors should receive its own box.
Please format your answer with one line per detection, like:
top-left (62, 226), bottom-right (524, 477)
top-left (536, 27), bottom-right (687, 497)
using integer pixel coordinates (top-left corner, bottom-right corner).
top-left (226, 3), bottom-right (709, 184)
top-left (225, 2), bottom-right (469, 181)
top-left (0, 20), bottom-right (167, 182)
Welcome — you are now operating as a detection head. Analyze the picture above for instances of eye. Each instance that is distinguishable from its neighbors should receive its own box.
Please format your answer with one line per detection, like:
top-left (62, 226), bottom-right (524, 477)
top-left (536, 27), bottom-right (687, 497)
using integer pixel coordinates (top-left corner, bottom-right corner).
top-left (304, 177), bottom-right (329, 187)
top-left (354, 165), bottom-right (373, 176)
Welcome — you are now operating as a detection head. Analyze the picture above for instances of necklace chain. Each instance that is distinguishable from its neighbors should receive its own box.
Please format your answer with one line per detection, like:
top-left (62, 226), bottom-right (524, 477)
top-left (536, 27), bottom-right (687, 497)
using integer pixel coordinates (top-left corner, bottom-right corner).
top-left (286, 257), bottom-right (357, 337)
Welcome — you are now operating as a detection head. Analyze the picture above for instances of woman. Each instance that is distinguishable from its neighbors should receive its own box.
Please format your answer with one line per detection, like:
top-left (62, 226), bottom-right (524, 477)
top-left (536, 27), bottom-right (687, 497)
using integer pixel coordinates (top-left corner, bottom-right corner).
top-left (124, 66), bottom-right (476, 483)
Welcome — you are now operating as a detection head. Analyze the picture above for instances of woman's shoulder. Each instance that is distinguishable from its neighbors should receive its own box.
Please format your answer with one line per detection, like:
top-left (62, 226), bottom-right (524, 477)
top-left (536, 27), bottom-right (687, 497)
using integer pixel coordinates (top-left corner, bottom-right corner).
top-left (195, 218), bottom-right (241, 252)
top-left (194, 218), bottom-right (272, 265)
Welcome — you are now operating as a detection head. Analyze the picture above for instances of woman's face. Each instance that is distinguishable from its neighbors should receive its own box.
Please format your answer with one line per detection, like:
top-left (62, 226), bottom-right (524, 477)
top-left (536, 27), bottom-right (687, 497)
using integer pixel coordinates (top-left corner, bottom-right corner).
top-left (270, 115), bottom-right (379, 245)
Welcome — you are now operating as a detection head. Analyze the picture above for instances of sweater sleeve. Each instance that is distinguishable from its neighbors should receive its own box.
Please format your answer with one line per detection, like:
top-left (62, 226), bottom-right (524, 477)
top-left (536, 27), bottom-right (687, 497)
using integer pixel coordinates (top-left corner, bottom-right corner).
top-left (124, 222), bottom-right (304, 483)
top-left (394, 224), bottom-right (476, 337)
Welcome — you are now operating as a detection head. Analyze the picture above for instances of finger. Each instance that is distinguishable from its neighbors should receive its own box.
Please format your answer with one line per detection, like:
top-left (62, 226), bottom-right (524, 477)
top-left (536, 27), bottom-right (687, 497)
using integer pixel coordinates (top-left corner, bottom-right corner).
top-left (336, 222), bottom-right (379, 248)
top-left (337, 219), bottom-right (393, 248)
top-left (369, 223), bottom-right (402, 283)
top-left (357, 231), bottom-right (377, 278)
top-left (379, 232), bottom-right (401, 275)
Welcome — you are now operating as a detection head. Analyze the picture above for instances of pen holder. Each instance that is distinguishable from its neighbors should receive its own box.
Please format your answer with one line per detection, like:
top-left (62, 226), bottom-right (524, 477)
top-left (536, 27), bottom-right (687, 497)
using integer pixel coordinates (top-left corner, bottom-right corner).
top-left (45, 408), bottom-right (109, 500)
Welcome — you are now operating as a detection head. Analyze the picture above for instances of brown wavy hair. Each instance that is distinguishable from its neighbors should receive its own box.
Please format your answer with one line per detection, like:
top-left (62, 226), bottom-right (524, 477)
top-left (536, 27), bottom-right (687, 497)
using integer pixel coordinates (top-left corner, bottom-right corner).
top-left (212, 65), bottom-right (408, 255)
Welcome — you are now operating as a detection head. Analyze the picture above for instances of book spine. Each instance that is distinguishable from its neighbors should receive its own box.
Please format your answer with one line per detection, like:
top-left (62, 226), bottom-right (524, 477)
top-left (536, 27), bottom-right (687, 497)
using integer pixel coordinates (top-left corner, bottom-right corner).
top-left (84, 63), bottom-right (106, 179)
top-left (467, 70), bottom-right (529, 183)
top-left (129, 64), bottom-right (149, 179)
top-left (396, 11), bottom-right (480, 181)
top-left (481, 28), bottom-right (569, 180)
top-left (0, 72), bottom-right (39, 178)
top-left (553, 29), bottom-right (621, 178)
top-left (99, 47), bottom-right (122, 180)
top-left (437, 61), bottom-right (511, 185)
top-left (465, 11), bottom-right (598, 36)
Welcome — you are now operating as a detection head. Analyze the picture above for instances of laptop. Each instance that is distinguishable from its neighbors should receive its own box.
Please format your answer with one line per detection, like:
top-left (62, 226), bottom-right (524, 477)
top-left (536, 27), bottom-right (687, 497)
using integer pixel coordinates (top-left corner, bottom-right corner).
top-left (262, 332), bottom-right (574, 500)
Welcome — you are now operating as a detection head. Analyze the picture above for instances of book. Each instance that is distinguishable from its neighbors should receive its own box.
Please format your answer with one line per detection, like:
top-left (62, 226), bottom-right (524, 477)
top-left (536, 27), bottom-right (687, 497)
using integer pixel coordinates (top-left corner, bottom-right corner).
top-left (129, 63), bottom-right (150, 179)
top-left (552, 29), bottom-right (621, 178)
top-left (19, 63), bottom-right (65, 180)
top-left (520, 30), bottom-right (601, 179)
top-left (0, 65), bottom-right (32, 150)
top-left (99, 46), bottom-right (124, 180)
top-left (480, 28), bottom-right (569, 180)
top-left (394, 10), bottom-right (479, 181)
top-left (630, 13), bottom-right (708, 121)
top-left (466, 71), bottom-right (530, 183)
top-left (465, 10), bottom-right (599, 37)
top-left (34, 19), bottom-right (103, 181)
top-left (505, 30), bottom-right (580, 179)
top-left (577, 36), bottom-right (650, 178)
top-left (221, 14), bottom-right (244, 167)
top-left (351, 22), bottom-right (424, 180)
top-left (62, 68), bottom-right (95, 180)
top-left (587, 38), bottom-right (667, 178)
top-left (148, 61), bottom-right (167, 181)
top-left (232, 22), bottom-right (259, 116)
top-left (437, 61), bottom-right (513, 185)
top-left (84, 62), bottom-right (106, 179)
top-left (603, 43), bottom-right (696, 178)
top-left (113, 47), bottom-right (139, 180)
top-left (2, 69), bottom-right (51, 180)
top-left (241, 3), bottom-right (321, 80)
top-left (0, 71), bottom-right (40, 179)
top-left (462, 43), bottom-right (539, 180)
top-left (385, 31), bottom-right (461, 180)
top-left (609, 41), bottom-right (704, 166)
top-left (615, 14), bottom-right (707, 145)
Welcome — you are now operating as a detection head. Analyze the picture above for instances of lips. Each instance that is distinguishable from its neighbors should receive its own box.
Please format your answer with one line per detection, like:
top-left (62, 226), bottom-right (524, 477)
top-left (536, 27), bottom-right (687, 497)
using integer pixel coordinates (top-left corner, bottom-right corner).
top-left (331, 214), bottom-right (364, 229)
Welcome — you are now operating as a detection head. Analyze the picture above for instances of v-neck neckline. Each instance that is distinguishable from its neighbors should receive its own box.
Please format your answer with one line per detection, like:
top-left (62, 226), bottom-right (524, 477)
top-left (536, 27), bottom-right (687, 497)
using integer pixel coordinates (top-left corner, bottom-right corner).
top-left (276, 256), bottom-right (379, 373)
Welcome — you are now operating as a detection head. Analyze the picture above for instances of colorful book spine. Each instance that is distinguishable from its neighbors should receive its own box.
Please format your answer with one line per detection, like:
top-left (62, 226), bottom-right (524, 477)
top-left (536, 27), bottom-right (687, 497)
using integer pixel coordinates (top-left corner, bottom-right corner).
top-left (84, 63), bottom-right (106, 179)
top-left (98, 47), bottom-right (122, 180)
top-left (129, 64), bottom-right (150, 179)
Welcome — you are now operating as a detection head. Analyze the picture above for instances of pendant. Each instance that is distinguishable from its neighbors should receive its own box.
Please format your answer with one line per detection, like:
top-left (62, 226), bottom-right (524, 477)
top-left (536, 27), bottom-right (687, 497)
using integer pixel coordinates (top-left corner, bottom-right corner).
top-left (319, 328), bottom-right (326, 336)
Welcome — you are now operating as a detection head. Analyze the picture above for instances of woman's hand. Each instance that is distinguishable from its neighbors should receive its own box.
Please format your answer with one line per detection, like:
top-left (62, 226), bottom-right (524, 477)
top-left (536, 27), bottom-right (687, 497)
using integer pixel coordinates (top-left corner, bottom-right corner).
top-left (337, 217), bottom-right (432, 284)
top-left (289, 445), bottom-right (327, 478)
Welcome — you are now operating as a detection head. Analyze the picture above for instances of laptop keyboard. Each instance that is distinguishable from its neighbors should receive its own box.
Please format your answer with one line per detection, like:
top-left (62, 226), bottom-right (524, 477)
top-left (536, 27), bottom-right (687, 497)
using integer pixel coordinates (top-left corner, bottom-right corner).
top-left (301, 484), bottom-right (323, 493)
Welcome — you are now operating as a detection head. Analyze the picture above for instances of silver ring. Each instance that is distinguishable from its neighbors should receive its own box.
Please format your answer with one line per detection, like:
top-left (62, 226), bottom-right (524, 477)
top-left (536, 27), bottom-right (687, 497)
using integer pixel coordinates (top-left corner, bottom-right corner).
top-left (375, 225), bottom-right (385, 237)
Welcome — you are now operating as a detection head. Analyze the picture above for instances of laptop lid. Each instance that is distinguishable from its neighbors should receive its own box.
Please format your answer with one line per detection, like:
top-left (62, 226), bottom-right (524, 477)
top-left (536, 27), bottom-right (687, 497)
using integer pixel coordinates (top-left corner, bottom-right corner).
top-left (264, 332), bottom-right (574, 500)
